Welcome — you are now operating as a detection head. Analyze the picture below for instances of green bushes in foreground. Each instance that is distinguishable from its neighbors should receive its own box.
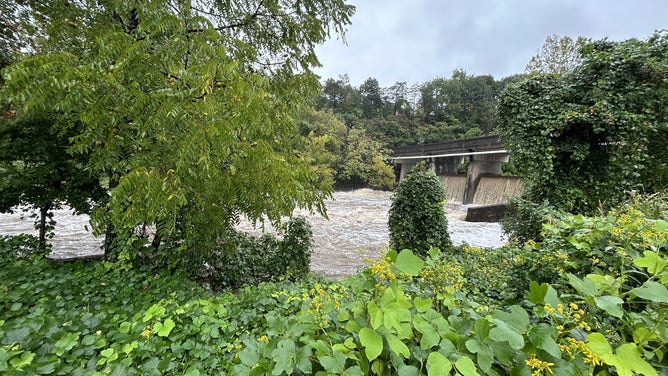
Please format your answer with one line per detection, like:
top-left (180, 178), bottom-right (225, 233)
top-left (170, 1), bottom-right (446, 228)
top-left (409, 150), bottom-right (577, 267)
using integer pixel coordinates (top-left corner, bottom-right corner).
top-left (0, 198), bottom-right (666, 375)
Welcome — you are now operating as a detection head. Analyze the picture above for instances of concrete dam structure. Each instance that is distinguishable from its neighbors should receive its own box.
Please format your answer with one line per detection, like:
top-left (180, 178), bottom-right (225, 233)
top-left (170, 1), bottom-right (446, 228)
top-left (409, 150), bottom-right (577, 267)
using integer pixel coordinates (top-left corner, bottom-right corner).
top-left (393, 136), bottom-right (523, 219)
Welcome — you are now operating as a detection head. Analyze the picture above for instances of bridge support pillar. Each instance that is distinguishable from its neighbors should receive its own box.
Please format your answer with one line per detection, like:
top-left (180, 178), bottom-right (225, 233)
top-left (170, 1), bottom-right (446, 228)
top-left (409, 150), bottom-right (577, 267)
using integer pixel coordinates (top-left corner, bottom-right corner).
top-left (464, 154), bottom-right (509, 204)
top-left (399, 161), bottom-right (416, 181)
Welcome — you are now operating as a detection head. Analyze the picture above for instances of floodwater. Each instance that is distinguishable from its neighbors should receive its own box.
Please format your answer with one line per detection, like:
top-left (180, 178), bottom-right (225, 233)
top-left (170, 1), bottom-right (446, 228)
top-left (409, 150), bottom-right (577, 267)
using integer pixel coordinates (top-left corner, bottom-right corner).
top-left (0, 189), bottom-right (506, 279)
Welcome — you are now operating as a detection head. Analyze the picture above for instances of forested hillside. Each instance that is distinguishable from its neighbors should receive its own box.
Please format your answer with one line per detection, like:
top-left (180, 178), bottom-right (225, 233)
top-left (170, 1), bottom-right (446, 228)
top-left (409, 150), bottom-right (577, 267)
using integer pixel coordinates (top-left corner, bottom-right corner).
top-left (303, 71), bottom-right (524, 189)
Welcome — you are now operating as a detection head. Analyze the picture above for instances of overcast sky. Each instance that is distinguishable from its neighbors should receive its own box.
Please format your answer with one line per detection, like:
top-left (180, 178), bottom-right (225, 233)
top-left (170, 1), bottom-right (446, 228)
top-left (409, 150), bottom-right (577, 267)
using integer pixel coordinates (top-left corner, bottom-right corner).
top-left (314, 0), bottom-right (667, 87)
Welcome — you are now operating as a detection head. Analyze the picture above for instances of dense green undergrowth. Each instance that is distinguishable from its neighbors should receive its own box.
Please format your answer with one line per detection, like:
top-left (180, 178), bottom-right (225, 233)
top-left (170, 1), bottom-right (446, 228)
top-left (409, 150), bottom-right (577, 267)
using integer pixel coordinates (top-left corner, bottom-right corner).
top-left (1, 198), bottom-right (666, 375)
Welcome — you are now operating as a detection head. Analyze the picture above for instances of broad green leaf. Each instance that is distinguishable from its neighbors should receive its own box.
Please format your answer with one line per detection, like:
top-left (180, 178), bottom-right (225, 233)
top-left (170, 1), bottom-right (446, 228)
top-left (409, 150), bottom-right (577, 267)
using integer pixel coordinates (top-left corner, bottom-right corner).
top-left (455, 356), bottom-right (479, 376)
top-left (594, 296), bottom-right (624, 318)
top-left (318, 351), bottom-right (346, 374)
top-left (489, 320), bottom-right (524, 349)
top-left (54, 331), bottom-right (80, 356)
top-left (386, 333), bottom-right (410, 359)
top-left (615, 343), bottom-right (657, 376)
top-left (427, 352), bottom-right (452, 376)
top-left (586, 332), bottom-right (612, 356)
top-left (634, 251), bottom-right (667, 275)
top-left (528, 281), bottom-right (549, 304)
top-left (398, 365), bottom-right (420, 376)
top-left (566, 273), bottom-right (597, 297)
top-left (394, 249), bottom-right (424, 276)
top-left (359, 327), bottom-right (383, 361)
top-left (464, 339), bottom-right (493, 372)
top-left (414, 297), bottom-right (432, 313)
top-left (295, 344), bottom-right (313, 373)
top-left (270, 339), bottom-right (296, 376)
top-left (157, 318), bottom-right (175, 337)
top-left (527, 324), bottom-right (560, 358)
top-left (367, 301), bottom-right (383, 330)
top-left (490, 305), bottom-right (529, 349)
top-left (239, 347), bottom-right (259, 367)
top-left (630, 281), bottom-right (668, 303)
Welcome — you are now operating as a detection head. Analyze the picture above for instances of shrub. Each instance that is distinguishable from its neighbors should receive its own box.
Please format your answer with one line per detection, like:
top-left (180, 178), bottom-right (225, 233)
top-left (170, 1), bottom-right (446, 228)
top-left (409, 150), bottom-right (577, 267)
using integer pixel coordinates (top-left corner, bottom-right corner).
top-left (501, 196), bottom-right (556, 244)
top-left (208, 217), bottom-right (314, 289)
top-left (388, 167), bottom-right (451, 256)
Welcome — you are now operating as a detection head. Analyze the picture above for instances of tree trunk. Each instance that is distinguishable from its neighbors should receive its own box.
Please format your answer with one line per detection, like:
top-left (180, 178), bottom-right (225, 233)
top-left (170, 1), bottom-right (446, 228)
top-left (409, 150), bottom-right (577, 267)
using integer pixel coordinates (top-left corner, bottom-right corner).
top-left (103, 171), bottom-right (120, 259)
top-left (38, 203), bottom-right (52, 250)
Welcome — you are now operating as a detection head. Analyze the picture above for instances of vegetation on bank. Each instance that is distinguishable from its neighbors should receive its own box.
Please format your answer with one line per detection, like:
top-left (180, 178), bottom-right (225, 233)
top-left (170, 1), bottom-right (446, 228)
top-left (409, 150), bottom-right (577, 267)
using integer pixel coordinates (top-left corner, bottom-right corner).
top-left (1, 194), bottom-right (666, 375)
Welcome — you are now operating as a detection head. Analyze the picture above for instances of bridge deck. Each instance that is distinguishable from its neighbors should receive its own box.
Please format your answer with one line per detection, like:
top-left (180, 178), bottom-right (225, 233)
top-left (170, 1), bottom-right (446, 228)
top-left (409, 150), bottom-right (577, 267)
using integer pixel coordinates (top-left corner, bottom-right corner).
top-left (393, 135), bottom-right (505, 158)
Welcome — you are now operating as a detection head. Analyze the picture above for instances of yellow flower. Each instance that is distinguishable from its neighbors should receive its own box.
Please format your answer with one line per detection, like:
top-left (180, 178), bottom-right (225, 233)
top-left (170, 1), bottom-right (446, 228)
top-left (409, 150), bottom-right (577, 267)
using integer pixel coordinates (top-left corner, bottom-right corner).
top-left (525, 354), bottom-right (555, 376)
top-left (257, 335), bottom-right (269, 343)
top-left (142, 328), bottom-right (151, 338)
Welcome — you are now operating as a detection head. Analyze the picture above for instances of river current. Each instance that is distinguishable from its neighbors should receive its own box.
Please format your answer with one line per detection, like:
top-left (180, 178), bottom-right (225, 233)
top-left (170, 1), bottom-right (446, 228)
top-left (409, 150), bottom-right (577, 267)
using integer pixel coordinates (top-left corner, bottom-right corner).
top-left (0, 189), bottom-right (506, 279)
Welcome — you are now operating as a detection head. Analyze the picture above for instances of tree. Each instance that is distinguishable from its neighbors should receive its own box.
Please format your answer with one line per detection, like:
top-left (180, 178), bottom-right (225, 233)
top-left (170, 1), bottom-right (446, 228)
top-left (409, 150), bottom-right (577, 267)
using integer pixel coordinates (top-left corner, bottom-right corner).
top-left (359, 77), bottom-right (385, 118)
top-left (499, 32), bottom-right (667, 215)
top-left (338, 128), bottom-right (395, 189)
top-left (388, 167), bottom-right (451, 255)
top-left (0, 112), bottom-right (105, 249)
top-left (525, 35), bottom-right (585, 75)
top-left (2, 0), bottom-right (355, 260)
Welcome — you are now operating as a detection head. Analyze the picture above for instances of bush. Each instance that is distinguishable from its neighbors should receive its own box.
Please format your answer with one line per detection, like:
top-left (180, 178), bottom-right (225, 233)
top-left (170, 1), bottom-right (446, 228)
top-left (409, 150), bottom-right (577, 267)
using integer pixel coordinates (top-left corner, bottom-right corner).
top-left (0, 234), bottom-right (47, 264)
top-left (208, 217), bottom-right (314, 289)
top-left (501, 196), bottom-right (556, 244)
top-left (388, 168), bottom-right (451, 256)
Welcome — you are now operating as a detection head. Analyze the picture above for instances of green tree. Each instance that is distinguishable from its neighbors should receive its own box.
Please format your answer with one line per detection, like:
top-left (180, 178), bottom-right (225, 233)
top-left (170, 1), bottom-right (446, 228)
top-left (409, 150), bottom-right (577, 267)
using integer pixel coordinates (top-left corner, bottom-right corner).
top-left (499, 32), bottom-right (667, 216)
top-left (359, 77), bottom-right (385, 119)
top-left (388, 167), bottom-right (451, 255)
top-left (525, 34), bottom-right (585, 75)
top-left (338, 128), bottom-right (394, 189)
top-left (0, 113), bottom-right (105, 249)
top-left (2, 0), bottom-right (355, 261)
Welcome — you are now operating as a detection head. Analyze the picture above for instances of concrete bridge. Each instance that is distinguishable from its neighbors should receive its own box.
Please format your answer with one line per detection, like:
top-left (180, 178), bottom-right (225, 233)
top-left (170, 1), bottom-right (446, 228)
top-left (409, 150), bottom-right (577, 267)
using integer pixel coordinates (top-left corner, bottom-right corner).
top-left (392, 135), bottom-right (522, 205)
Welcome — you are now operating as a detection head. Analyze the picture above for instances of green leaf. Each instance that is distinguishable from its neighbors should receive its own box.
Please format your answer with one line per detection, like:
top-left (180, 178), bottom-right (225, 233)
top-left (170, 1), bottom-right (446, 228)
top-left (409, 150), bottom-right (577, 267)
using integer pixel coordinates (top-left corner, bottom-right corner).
top-left (630, 281), bottom-right (668, 303)
top-left (454, 356), bottom-right (479, 376)
top-left (157, 318), bottom-right (175, 337)
top-left (386, 333), bottom-right (410, 359)
top-left (615, 343), bottom-right (657, 376)
top-left (270, 339), bottom-right (296, 376)
top-left (633, 251), bottom-right (667, 275)
top-left (414, 297), bottom-right (432, 313)
top-left (427, 352), bottom-right (452, 376)
top-left (528, 281), bottom-right (549, 304)
top-left (489, 305), bottom-right (529, 349)
top-left (527, 324), bottom-right (560, 358)
top-left (318, 351), bottom-right (346, 374)
top-left (367, 301), bottom-right (383, 330)
top-left (566, 273), bottom-right (597, 297)
top-left (54, 331), bottom-right (80, 356)
top-left (586, 332), bottom-right (612, 356)
top-left (359, 327), bottom-right (383, 361)
top-left (295, 344), bottom-right (312, 373)
top-left (594, 296), bottom-right (624, 318)
top-left (394, 249), bottom-right (425, 276)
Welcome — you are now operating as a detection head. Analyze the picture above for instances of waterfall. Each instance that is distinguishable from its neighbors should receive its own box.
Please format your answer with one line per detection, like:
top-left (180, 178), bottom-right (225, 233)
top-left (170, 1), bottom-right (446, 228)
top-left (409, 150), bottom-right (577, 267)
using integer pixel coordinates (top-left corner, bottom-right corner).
top-left (441, 175), bottom-right (467, 204)
top-left (472, 176), bottom-right (523, 205)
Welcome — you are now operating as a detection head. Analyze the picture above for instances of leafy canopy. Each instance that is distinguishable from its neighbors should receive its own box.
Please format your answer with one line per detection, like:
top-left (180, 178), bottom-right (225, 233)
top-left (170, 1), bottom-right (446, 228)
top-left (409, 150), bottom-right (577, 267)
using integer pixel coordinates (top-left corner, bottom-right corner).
top-left (1, 0), bottom-right (355, 255)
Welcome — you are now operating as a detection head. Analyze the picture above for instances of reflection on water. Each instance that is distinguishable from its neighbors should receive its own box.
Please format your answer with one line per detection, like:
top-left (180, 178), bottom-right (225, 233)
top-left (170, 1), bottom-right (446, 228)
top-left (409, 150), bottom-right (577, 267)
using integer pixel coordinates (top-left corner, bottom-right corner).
top-left (0, 189), bottom-right (506, 279)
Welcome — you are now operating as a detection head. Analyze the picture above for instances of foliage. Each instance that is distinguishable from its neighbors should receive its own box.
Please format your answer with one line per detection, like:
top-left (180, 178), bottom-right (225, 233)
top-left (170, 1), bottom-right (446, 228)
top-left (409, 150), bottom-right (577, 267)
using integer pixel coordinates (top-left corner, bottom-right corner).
top-left (338, 128), bottom-right (396, 190)
top-left (0, 234), bottom-right (47, 264)
top-left (1, 198), bottom-right (666, 374)
top-left (499, 31), bottom-right (668, 215)
top-left (525, 35), bottom-right (585, 74)
top-left (501, 196), bottom-right (557, 244)
top-left (388, 167), bottom-right (451, 255)
top-left (207, 218), bottom-right (315, 290)
top-left (1, 0), bottom-right (355, 258)
top-left (0, 112), bottom-right (106, 249)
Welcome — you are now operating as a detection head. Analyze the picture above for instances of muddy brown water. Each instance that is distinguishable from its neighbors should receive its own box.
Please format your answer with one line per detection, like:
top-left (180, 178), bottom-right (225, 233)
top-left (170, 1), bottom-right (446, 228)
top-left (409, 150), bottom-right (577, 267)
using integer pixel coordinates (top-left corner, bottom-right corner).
top-left (0, 189), bottom-right (506, 279)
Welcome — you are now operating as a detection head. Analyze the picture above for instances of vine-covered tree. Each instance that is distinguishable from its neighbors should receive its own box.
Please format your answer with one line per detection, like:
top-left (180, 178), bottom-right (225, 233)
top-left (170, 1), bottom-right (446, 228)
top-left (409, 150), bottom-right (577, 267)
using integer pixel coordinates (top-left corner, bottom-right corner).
top-left (2, 0), bottom-right (355, 259)
top-left (499, 32), bottom-right (667, 215)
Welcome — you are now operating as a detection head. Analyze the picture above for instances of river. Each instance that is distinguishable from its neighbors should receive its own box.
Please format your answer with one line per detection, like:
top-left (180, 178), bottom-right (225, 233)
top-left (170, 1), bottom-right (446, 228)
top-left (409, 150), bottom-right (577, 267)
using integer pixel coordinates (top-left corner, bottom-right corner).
top-left (0, 189), bottom-right (506, 279)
